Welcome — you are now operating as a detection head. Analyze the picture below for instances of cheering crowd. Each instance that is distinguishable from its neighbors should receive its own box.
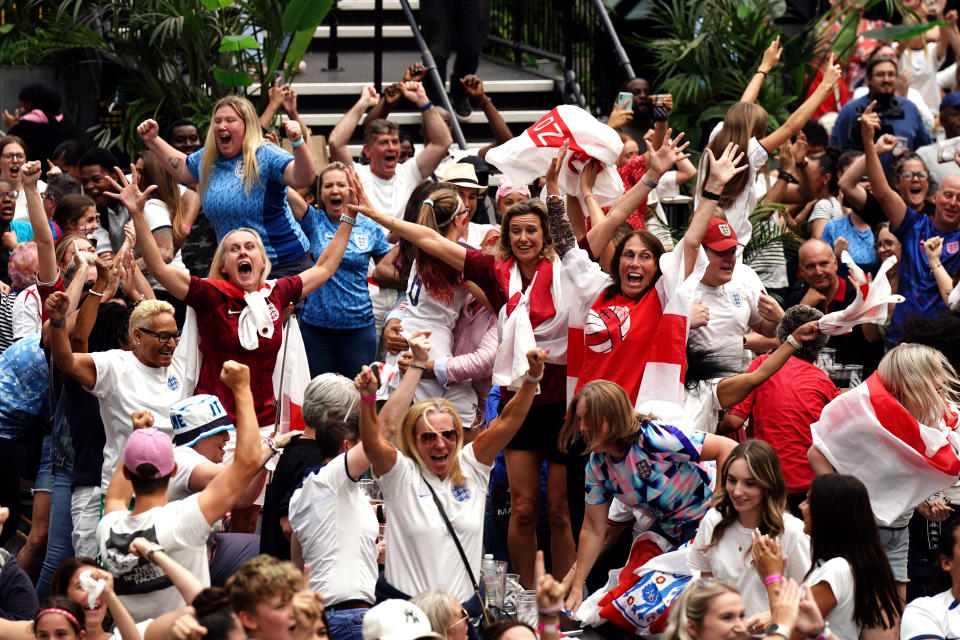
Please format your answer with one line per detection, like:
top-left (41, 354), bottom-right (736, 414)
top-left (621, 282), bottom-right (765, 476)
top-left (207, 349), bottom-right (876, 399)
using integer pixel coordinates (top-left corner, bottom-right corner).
top-left (5, 6), bottom-right (960, 639)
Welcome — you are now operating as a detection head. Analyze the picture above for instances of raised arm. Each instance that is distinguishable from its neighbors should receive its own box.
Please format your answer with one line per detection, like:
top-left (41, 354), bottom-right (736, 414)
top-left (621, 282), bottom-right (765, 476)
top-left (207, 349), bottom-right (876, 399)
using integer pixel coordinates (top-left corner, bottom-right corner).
top-left (368, 65), bottom-right (425, 122)
top-left (924, 237), bottom-right (954, 304)
top-left (298, 202), bottom-right (353, 296)
top-left (715, 321), bottom-right (820, 408)
top-left (20, 161), bottom-right (58, 284)
top-left (70, 256), bottom-right (114, 353)
top-left (741, 36), bottom-right (782, 104)
top-left (584, 131), bottom-right (690, 257)
top-left (861, 101), bottom-right (907, 227)
top-left (462, 75), bottom-right (513, 151)
top-left (347, 170), bottom-right (467, 270)
top-left (682, 143), bottom-right (749, 276)
top-left (408, 81), bottom-right (454, 179)
top-left (259, 77), bottom-right (288, 132)
top-left (45, 291), bottom-right (97, 389)
top-left (137, 120), bottom-right (196, 185)
top-left (760, 54), bottom-right (841, 153)
top-left (329, 86), bottom-right (380, 166)
top-left (378, 330), bottom-right (431, 442)
top-left (197, 362), bottom-right (263, 525)
top-left (354, 365), bottom-right (398, 476)
top-left (108, 165), bottom-right (191, 300)
top-left (281, 120), bottom-right (315, 189)
top-left (472, 348), bottom-right (546, 466)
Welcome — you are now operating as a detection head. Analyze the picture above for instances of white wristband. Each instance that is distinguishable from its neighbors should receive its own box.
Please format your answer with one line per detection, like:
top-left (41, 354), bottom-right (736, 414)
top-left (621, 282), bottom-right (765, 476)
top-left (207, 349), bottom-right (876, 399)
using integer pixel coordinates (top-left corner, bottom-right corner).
top-left (786, 334), bottom-right (801, 350)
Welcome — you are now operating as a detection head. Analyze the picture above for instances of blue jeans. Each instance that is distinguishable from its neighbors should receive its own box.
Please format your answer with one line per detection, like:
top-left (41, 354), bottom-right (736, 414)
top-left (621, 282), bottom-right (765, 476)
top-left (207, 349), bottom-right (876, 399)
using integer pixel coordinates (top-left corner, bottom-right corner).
top-left (36, 467), bottom-right (74, 599)
top-left (326, 608), bottom-right (367, 640)
top-left (300, 322), bottom-right (377, 379)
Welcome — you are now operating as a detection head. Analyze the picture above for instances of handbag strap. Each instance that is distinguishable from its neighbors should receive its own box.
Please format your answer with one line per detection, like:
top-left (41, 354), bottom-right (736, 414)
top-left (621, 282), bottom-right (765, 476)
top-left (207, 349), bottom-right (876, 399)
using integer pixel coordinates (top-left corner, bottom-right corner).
top-left (419, 474), bottom-right (489, 623)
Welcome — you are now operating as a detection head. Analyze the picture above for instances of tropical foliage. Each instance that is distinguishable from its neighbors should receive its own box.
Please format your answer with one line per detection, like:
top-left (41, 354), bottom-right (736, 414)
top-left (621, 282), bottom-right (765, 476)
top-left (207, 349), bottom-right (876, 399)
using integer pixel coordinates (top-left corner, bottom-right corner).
top-left (0, 0), bottom-right (331, 153)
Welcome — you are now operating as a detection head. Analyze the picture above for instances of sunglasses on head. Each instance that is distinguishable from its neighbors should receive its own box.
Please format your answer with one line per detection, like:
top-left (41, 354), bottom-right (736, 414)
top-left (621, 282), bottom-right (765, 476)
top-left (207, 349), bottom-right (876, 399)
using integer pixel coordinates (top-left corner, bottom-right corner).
top-left (418, 429), bottom-right (457, 444)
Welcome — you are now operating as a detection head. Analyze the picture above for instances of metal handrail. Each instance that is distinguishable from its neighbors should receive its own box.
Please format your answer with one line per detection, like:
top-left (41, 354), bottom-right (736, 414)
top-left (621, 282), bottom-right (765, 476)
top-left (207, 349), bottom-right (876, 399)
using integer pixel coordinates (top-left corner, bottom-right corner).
top-left (589, 0), bottom-right (635, 81)
top-left (397, 0), bottom-right (468, 150)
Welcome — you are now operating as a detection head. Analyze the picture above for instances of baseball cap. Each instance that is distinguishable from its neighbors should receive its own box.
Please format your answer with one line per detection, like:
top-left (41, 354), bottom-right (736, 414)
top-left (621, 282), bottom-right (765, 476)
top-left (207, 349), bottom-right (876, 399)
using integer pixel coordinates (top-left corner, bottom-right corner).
top-left (702, 218), bottom-right (744, 252)
top-left (941, 91), bottom-right (960, 113)
top-left (441, 163), bottom-right (482, 190)
top-left (170, 394), bottom-right (235, 447)
top-left (361, 600), bottom-right (443, 640)
top-left (123, 428), bottom-right (175, 479)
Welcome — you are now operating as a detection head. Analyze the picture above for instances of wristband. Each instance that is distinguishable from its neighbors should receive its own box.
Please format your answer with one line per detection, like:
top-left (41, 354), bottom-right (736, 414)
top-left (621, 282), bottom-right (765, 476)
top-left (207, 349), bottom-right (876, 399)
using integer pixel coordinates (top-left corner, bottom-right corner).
top-left (87, 289), bottom-right (105, 298)
top-left (537, 605), bottom-right (563, 616)
top-left (764, 574), bottom-right (783, 585)
top-left (524, 371), bottom-right (544, 383)
top-left (545, 194), bottom-right (563, 203)
top-left (778, 172), bottom-right (797, 184)
top-left (765, 623), bottom-right (791, 639)
top-left (290, 137), bottom-right (305, 148)
top-left (756, 69), bottom-right (768, 77)
top-left (641, 174), bottom-right (658, 189)
top-left (51, 317), bottom-right (66, 328)
top-left (702, 189), bottom-right (722, 201)
top-left (409, 363), bottom-right (428, 372)
top-left (361, 395), bottom-right (377, 403)
top-left (583, 193), bottom-right (597, 201)
top-left (419, 101), bottom-right (433, 112)
top-left (264, 437), bottom-right (280, 454)
top-left (808, 622), bottom-right (830, 640)
top-left (786, 335), bottom-right (802, 350)
top-left (340, 213), bottom-right (357, 226)
top-left (537, 622), bottom-right (559, 633)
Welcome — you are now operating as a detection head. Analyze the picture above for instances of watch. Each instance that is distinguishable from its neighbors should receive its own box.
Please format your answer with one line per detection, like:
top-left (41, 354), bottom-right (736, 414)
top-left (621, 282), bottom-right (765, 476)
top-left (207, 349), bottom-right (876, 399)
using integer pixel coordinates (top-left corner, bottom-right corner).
top-left (765, 623), bottom-right (791, 639)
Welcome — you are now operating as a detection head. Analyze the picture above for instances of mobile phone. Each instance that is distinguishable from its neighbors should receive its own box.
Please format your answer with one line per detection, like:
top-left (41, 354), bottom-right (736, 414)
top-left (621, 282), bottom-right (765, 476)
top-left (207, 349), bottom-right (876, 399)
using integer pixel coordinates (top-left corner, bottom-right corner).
top-left (651, 94), bottom-right (668, 107)
top-left (370, 362), bottom-right (382, 387)
top-left (274, 70), bottom-right (286, 86)
top-left (616, 91), bottom-right (633, 111)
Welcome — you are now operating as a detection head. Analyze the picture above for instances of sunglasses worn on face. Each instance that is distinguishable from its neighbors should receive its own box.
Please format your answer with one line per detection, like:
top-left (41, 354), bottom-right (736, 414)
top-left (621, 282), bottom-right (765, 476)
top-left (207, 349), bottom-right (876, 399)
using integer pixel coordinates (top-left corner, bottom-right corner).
top-left (139, 328), bottom-right (182, 344)
top-left (418, 429), bottom-right (457, 444)
top-left (0, 191), bottom-right (17, 200)
top-left (448, 608), bottom-right (470, 630)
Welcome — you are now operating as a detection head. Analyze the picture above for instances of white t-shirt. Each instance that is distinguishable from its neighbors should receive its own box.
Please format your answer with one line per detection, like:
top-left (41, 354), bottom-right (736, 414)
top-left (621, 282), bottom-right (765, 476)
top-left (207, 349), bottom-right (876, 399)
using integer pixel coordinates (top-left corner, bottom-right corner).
top-left (806, 557), bottom-right (858, 640)
top-left (168, 446), bottom-right (210, 502)
top-left (142, 199), bottom-right (188, 291)
top-left (689, 509), bottom-right (811, 616)
top-left (682, 380), bottom-right (723, 433)
top-left (87, 349), bottom-right (192, 490)
top-left (900, 42), bottom-right (945, 116)
top-left (689, 263), bottom-right (765, 374)
top-left (97, 494), bottom-right (213, 622)
top-left (11, 285), bottom-right (41, 340)
top-left (13, 179), bottom-right (45, 221)
top-left (288, 452), bottom-right (379, 605)
top-left (112, 620), bottom-right (151, 640)
top-left (376, 442), bottom-right (492, 603)
top-left (808, 197), bottom-right (844, 232)
top-left (355, 159), bottom-right (423, 222)
top-left (900, 588), bottom-right (960, 639)
top-left (92, 205), bottom-right (131, 255)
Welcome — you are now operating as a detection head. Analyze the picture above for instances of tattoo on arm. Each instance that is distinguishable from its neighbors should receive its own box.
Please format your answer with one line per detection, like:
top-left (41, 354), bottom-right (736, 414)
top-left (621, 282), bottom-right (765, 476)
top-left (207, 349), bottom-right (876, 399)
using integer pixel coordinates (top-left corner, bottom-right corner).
top-left (170, 158), bottom-right (182, 170)
top-left (547, 199), bottom-right (576, 257)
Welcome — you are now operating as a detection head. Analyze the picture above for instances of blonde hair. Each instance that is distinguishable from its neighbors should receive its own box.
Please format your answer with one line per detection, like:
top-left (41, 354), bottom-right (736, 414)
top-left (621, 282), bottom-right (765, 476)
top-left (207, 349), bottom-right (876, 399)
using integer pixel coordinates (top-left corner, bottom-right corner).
top-left (141, 151), bottom-right (187, 246)
top-left (199, 96), bottom-right (264, 196)
top-left (225, 555), bottom-right (302, 614)
top-left (558, 380), bottom-right (650, 453)
top-left (878, 343), bottom-right (960, 425)
top-left (663, 580), bottom-right (740, 640)
top-left (396, 399), bottom-right (466, 487)
top-left (495, 199), bottom-right (557, 263)
top-left (208, 227), bottom-right (271, 287)
top-left (129, 299), bottom-right (176, 339)
top-left (411, 589), bottom-right (458, 639)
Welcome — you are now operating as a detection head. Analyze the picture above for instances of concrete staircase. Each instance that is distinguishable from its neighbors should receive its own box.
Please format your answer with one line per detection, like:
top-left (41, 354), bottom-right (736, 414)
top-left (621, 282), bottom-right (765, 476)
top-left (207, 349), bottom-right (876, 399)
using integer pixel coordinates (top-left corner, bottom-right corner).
top-left (284, 0), bottom-right (566, 158)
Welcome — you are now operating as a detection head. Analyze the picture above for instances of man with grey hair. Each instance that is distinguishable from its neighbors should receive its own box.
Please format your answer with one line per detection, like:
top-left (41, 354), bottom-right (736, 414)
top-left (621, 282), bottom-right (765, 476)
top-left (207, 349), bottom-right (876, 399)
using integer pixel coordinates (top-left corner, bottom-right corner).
top-left (718, 305), bottom-right (840, 516)
top-left (259, 372), bottom-right (360, 560)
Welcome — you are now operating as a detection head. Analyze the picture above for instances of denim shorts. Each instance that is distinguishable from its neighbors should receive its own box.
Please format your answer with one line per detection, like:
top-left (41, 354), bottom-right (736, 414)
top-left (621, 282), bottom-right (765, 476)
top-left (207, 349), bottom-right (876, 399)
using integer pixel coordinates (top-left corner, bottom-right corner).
top-left (877, 525), bottom-right (909, 582)
top-left (34, 434), bottom-right (54, 493)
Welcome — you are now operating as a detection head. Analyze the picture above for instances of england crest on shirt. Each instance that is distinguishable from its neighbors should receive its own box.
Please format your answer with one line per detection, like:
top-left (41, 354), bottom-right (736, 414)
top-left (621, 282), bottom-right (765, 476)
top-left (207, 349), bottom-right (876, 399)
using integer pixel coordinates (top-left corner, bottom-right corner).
top-left (730, 291), bottom-right (743, 308)
top-left (354, 233), bottom-right (369, 250)
top-left (452, 484), bottom-right (470, 502)
top-left (947, 241), bottom-right (959, 255)
top-left (167, 375), bottom-right (180, 391)
top-left (267, 302), bottom-right (280, 322)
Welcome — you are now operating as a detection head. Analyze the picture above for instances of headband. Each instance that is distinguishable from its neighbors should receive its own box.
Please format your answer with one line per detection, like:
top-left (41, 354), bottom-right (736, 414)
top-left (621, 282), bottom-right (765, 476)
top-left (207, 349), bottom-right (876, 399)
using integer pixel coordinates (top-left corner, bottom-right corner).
top-left (496, 182), bottom-right (531, 200)
top-left (37, 608), bottom-right (81, 631)
top-left (425, 196), bottom-right (466, 228)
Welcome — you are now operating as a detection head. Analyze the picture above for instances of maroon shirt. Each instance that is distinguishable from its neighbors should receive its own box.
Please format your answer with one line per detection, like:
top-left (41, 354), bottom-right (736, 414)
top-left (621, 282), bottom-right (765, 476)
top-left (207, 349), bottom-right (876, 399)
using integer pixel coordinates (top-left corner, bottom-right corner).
top-left (185, 275), bottom-right (303, 425)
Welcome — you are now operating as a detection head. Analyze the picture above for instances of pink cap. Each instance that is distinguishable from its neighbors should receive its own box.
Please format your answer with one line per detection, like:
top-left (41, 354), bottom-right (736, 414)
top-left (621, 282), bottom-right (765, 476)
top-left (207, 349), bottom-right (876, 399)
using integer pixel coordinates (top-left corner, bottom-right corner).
top-left (123, 428), bottom-right (175, 479)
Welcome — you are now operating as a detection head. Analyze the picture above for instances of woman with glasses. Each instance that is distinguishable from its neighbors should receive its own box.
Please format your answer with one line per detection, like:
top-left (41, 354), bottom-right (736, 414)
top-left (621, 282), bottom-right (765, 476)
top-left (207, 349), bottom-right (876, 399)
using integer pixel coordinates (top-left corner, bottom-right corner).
top-left (353, 346), bottom-right (547, 638)
top-left (411, 589), bottom-right (470, 640)
top-left (0, 135), bottom-right (45, 221)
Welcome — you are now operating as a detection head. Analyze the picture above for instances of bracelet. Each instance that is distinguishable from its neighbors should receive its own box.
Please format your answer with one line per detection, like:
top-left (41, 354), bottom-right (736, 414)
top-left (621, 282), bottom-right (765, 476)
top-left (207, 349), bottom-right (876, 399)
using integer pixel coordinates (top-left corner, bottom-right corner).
top-left (290, 137), bottom-right (305, 148)
top-left (524, 371), bottom-right (544, 383)
top-left (264, 437), bottom-right (280, 454)
top-left (778, 172), bottom-right (797, 184)
top-left (756, 69), bottom-right (768, 77)
top-left (545, 193), bottom-right (563, 203)
top-left (87, 289), bottom-right (105, 298)
top-left (481, 96), bottom-right (492, 106)
top-left (409, 363), bottom-right (428, 372)
top-left (702, 189), bottom-right (722, 201)
top-left (50, 318), bottom-right (66, 328)
top-left (146, 544), bottom-right (164, 561)
top-left (537, 605), bottom-right (563, 616)
top-left (808, 622), bottom-right (831, 640)
top-left (537, 622), bottom-right (559, 633)
top-left (932, 262), bottom-right (945, 273)
top-left (764, 574), bottom-right (783, 585)
top-left (786, 335), bottom-right (802, 350)
top-left (361, 395), bottom-right (377, 403)
top-left (340, 213), bottom-right (357, 226)
top-left (640, 174), bottom-right (658, 189)
top-left (419, 101), bottom-right (433, 112)
top-left (583, 193), bottom-right (597, 201)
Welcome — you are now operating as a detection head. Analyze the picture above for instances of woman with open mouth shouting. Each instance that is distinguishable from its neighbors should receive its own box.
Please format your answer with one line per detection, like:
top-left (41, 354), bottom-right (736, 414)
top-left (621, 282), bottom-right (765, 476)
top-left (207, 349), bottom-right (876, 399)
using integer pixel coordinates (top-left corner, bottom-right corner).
top-left (106, 162), bottom-right (352, 443)
top-left (354, 343), bottom-right (547, 638)
top-left (136, 95), bottom-right (317, 279)
top-left (0, 134), bottom-right (45, 222)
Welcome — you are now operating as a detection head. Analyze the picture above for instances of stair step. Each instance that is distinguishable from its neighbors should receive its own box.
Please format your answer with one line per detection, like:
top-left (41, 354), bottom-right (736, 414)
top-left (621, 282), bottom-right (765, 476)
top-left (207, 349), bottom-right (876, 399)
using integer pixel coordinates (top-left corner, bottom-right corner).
top-left (300, 109), bottom-right (547, 127)
top-left (314, 24), bottom-right (413, 38)
top-left (337, 0), bottom-right (420, 9)
top-left (253, 78), bottom-right (555, 97)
